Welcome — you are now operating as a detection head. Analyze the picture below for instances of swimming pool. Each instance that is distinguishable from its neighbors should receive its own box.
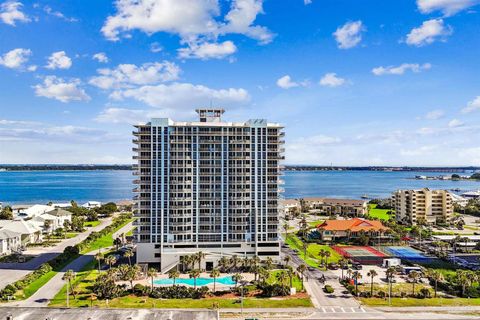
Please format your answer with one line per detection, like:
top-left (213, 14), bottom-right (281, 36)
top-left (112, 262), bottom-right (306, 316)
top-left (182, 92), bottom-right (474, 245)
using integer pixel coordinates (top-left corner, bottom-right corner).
top-left (153, 276), bottom-right (236, 286)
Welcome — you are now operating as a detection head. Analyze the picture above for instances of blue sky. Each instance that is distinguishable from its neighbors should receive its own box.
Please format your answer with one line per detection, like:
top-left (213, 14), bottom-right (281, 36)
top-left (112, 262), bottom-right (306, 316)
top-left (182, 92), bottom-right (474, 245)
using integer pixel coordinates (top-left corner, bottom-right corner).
top-left (0, 0), bottom-right (480, 166)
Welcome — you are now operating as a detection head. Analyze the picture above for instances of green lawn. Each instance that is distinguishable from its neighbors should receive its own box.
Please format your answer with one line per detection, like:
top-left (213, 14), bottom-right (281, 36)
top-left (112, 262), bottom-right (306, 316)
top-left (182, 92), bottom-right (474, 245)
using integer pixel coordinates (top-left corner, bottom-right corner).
top-left (360, 297), bottom-right (480, 307)
top-left (285, 235), bottom-right (341, 268)
top-left (80, 218), bottom-right (133, 254)
top-left (308, 220), bottom-right (324, 228)
top-left (268, 270), bottom-right (303, 291)
top-left (84, 220), bottom-right (101, 228)
top-left (367, 204), bottom-right (392, 221)
top-left (15, 270), bottom-right (57, 299)
top-left (50, 261), bottom-right (312, 309)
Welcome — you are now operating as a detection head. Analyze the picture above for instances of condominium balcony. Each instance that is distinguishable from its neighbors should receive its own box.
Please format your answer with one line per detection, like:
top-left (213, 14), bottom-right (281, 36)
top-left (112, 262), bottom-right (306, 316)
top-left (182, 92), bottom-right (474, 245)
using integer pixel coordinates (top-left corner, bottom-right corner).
top-left (133, 155), bottom-right (151, 160)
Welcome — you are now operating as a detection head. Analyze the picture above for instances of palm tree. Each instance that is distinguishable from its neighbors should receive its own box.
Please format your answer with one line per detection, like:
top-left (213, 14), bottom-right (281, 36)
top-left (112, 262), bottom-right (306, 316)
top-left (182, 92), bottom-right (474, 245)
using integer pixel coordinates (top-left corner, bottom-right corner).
top-left (147, 268), bottom-right (158, 293)
top-left (62, 269), bottom-right (76, 305)
top-left (386, 266), bottom-right (396, 299)
top-left (283, 256), bottom-right (291, 269)
top-left (124, 249), bottom-right (133, 266)
top-left (283, 221), bottom-right (290, 240)
top-left (189, 269), bottom-right (200, 290)
top-left (427, 269), bottom-right (443, 298)
top-left (210, 268), bottom-right (220, 292)
top-left (408, 271), bottom-right (421, 296)
top-left (285, 266), bottom-right (294, 288)
top-left (352, 271), bottom-right (362, 296)
top-left (232, 273), bottom-right (243, 288)
top-left (318, 249), bottom-right (327, 267)
top-left (265, 257), bottom-right (274, 271)
top-left (324, 251), bottom-right (331, 266)
top-left (218, 256), bottom-right (229, 273)
top-left (297, 264), bottom-right (307, 291)
top-left (251, 255), bottom-right (260, 281)
top-left (456, 270), bottom-right (477, 297)
top-left (179, 256), bottom-right (188, 272)
top-left (196, 251), bottom-right (206, 270)
top-left (95, 251), bottom-right (104, 273)
top-left (230, 255), bottom-right (240, 272)
top-left (338, 257), bottom-right (348, 280)
top-left (367, 269), bottom-right (378, 296)
top-left (105, 255), bottom-right (116, 270)
top-left (168, 269), bottom-right (179, 286)
top-left (302, 242), bottom-right (309, 261)
top-left (258, 267), bottom-right (269, 285)
top-left (275, 270), bottom-right (289, 287)
top-left (126, 265), bottom-right (139, 290)
top-left (346, 268), bottom-right (353, 280)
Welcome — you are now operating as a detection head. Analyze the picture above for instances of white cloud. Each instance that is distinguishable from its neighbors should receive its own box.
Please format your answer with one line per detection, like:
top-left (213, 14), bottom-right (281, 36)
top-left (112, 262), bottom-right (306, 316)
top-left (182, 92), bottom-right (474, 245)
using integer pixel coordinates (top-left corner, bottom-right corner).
top-left (178, 40), bottom-right (237, 60)
top-left (43, 5), bottom-right (77, 22)
top-left (0, 1), bottom-right (30, 26)
top-left (372, 63), bottom-right (432, 76)
top-left (304, 0), bottom-right (313, 4)
top-left (150, 42), bottom-right (163, 53)
top-left (405, 19), bottom-right (452, 46)
top-left (33, 76), bottom-right (90, 103)
top-left (89, 61), bottom-right (180, 90)
top-left (101, 0), bottom-right (273, 47)
top-left (111, 82), bottom-right (250, 110)
top-left (276, 75), bottom-right (309, 89)
top-left (319, 73), bottom-right (346, 87)
top-left (417, 0), bottom-right (480, 16)
top-left (448, 119), bottom-right (464, 127)
top-left (94, 107), bottom-right (175, 124)
top-left (0, 48), bottom-right (31, 69)
top-left (92, 52), bottom-right (109, 63)
top-left (424, 109), bottom-right (445, 120)
top-left (333, 20), bottom-right (365, 49)
top-left (461, 96), bottom-right (480, 113)
top-left (219, 0), bottom-right (274, 44)
top-left (46, 51), bottom-right (72, 69)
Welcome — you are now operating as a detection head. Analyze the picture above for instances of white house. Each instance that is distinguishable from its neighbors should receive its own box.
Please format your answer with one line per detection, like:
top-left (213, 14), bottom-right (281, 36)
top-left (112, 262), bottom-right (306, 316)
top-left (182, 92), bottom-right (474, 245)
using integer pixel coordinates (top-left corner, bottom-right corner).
top-left (81, 201), bottom-right (101, 209)
top-left (0, 219), bottom-right (43, 244)
top-left (47, 208), bottom-right (72, 228)
top-left (0, 229), bottom-right (21, 255)
top-left (16, 204), bottom-right (55, 218)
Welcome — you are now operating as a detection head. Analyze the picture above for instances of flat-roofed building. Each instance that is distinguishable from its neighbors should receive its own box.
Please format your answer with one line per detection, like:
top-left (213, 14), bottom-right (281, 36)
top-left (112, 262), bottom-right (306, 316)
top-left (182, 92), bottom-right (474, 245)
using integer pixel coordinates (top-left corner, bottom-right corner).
top-left (133, 109), bottom-right (284, 272)
top-left (393, 188), bottom-right (453, 225)
top-left (282, 198), bottom-right (367, 216)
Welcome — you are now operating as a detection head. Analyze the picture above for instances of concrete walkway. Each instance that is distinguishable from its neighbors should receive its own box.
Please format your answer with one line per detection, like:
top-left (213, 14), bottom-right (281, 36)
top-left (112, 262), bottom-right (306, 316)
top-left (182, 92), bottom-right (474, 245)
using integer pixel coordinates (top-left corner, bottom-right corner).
top-left (9, 221), bottom-right (133, 307)
top-left (0, 217), bottom-right (112, 290)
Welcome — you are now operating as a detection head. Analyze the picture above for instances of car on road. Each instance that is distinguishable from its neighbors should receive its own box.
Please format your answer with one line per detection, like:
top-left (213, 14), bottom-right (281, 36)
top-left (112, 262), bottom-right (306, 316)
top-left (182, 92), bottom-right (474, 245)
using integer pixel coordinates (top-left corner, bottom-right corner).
top-left (351, 262), bottom-right (363, 270)
top-left (327, 263), bottom-right (339, 270)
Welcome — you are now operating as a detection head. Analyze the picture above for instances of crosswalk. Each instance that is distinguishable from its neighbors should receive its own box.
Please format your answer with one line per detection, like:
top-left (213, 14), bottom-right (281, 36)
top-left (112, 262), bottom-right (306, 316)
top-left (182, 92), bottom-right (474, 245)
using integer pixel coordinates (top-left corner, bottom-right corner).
top-left (319, 306), bottom-right (366, 313)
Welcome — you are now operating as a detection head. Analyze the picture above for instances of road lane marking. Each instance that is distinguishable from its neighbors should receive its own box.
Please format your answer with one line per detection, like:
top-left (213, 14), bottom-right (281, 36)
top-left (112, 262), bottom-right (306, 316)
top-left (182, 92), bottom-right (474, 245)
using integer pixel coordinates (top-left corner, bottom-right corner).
top-left (330, 307), bottom-right (336, 313)
top-left (340, 307), bottom-right (345, 313)
top-left (321, 307), bottom-right (326, 313)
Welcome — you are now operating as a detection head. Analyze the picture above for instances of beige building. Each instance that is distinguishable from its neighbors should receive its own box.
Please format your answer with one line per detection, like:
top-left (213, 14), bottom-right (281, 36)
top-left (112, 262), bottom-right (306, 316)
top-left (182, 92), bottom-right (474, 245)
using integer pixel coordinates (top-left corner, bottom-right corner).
top-left (283, 198), bottom-right (368, 217)
top-left (393, 188), bottom-right (453, 225)
top-left (133, 109), bottom-right (284, 272)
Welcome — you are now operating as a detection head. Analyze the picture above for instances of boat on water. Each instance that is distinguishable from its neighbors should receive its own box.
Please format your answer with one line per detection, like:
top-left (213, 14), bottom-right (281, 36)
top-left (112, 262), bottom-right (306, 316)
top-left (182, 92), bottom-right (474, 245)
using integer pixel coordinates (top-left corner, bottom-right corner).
top-left (361, 194), bottom-right (370, 199)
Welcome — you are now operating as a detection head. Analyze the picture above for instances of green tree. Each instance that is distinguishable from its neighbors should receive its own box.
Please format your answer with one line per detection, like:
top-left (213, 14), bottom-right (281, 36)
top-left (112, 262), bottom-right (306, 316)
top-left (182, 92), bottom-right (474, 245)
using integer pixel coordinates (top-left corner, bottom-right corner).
top-left (264, 257), bottom-right (274, 271)
top-left (168, 268), bottom-right (179, 286)
top-left (230, 255), bottom-right (240, 272)
top-left (352, 271), bottom-right (362, 296)
top-left (124, 249), bottom-right (133, 266)
top-left (297, 264), bottom-right (307, 291)
top-left (147, 267), bottom-right (158, 293)
top-left (95, 251), bottom-right (104, 273)
top-left (105, 255), bottom-right (117, 270)
top-left (62, 269), bottom-right (76, 303)
top-left (283, 255), bottom-right (291, 269)
top-left (196, 251), bottom-right (206, 270)
top-left (189, 269), bottom-right (201, 290)
top-left (0, 206), bottom-right (13, 220)
top-left (408, 271), bottom-right (421, 296)
top-left (338, 257), bottom-right (348, 279)
top-left (275, 270), bottom-right (289, 287)
top-left (367, 269), bottom-right (378, 296)
top-left (232, 273), bottom-right (243, 288)
top-left (209, 268), bottom-right (220, 292)
top-left (426, 269), bottom-right (443, 298)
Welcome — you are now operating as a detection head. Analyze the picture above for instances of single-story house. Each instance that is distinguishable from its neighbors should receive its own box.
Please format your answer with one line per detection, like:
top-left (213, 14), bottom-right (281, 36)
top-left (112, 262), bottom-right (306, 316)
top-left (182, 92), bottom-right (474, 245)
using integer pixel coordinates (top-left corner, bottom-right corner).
top-left (317, 218), bottom-right (390, 242)
top-left (282, 199), bottom-right (300, 214)
top-left (0, 219), bottom-right (43, 244)
top-left (0, 229), bottom-right (21, 255)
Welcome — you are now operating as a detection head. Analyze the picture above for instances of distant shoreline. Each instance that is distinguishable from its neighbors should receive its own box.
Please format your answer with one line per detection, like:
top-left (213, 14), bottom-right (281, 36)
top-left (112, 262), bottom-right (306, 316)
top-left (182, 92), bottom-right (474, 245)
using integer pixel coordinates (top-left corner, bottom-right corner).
top-left (1, 164), bottom-right (479, 172)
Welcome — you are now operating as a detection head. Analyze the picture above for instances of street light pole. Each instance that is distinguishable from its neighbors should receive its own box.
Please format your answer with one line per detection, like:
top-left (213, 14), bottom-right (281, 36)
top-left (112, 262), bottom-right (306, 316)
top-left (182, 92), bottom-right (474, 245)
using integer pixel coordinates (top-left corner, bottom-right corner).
top-left (66, 280), bottom-right (69, 308)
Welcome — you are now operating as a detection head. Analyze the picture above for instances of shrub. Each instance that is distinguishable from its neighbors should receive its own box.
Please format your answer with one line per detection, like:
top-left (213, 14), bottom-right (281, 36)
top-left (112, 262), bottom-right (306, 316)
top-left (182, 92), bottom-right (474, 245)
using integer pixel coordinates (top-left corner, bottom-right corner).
top-left (377, 290), bottom-right (386, 299)
top-left (149, 285), bottom-right (209, 299)
top-left (258, 283), bottom-right (290, 297)
top-left (323, 285), bottom-right (334, 294)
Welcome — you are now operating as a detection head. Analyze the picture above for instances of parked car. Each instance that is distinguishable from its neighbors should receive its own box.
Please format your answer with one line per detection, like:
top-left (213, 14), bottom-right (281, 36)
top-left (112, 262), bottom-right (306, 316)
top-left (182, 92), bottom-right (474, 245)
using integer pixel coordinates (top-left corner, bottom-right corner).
top-left (327, 263), bottom-right (339, 270)
top-left (351, 262), bottom-right (363, 270)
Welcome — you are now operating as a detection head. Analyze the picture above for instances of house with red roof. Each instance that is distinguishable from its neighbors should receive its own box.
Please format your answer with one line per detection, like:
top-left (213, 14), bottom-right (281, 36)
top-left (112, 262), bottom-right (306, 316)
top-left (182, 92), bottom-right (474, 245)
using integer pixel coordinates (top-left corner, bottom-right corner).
top-left (316, 218), bottom-right (390, 243)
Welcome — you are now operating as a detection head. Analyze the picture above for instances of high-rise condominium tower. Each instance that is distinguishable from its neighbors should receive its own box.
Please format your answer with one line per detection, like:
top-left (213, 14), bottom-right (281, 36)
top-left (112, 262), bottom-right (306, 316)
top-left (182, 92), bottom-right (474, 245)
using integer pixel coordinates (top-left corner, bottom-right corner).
top-left (133, 109), bottom-right (284, 272)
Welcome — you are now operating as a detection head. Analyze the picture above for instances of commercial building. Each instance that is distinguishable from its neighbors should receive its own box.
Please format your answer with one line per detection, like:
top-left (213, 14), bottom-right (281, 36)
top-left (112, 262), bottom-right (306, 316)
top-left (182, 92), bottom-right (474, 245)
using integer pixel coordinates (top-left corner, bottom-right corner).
top-left (316, 218), bottom-right (389, 242)
top-left (133, 109), bottom-right (284, 272)
top-left (393, 188), bottom-right (453, 225)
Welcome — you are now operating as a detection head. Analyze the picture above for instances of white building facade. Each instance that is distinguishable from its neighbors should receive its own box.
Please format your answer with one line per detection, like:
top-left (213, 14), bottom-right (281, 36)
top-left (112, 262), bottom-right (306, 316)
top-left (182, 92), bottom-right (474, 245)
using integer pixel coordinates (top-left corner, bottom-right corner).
top-left (133, 109), bottom-right (284, 272)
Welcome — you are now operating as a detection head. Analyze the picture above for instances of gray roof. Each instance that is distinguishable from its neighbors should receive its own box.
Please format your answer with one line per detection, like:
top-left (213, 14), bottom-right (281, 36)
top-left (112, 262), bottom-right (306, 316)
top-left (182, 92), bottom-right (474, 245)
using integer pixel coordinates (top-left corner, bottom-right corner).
top-left (48, 208), bottom-right (72, 217)
top-left (0, 229), bottom-right (21, 240)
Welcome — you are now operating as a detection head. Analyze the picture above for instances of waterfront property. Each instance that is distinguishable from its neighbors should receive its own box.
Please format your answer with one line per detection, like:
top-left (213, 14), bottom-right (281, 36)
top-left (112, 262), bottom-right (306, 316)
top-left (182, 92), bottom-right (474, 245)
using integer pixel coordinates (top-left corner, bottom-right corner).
top-left (133, 109), bottom-right (284, 272)
top-left (283, 198), bottom-right (368, 217)
top-left (393, 188), bottom-right (453, 225)
top-left (316, 218), bottom-right (389, 243)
